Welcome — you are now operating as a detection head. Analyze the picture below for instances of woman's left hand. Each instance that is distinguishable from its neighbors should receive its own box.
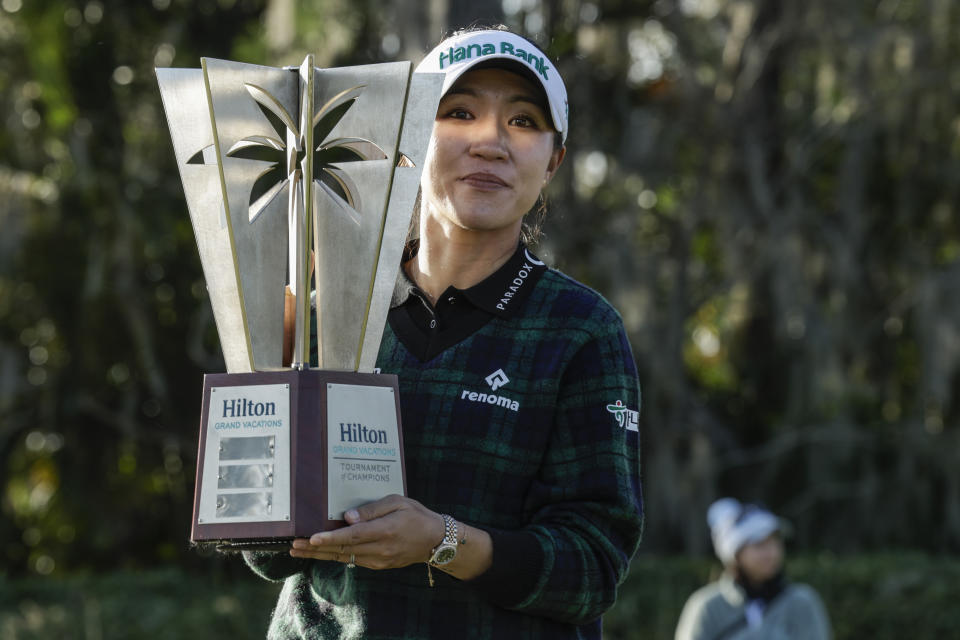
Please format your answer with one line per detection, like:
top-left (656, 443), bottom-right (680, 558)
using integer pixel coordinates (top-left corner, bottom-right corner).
top-left (289, 494), bottom-right (445, 570)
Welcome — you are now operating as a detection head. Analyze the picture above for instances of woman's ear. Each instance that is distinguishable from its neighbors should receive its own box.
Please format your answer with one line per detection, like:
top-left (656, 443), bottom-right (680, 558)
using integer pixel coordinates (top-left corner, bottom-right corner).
top-left (544, 146), bottom-right (566, 185)
top-left (541, 147), bottom-right (567, 188)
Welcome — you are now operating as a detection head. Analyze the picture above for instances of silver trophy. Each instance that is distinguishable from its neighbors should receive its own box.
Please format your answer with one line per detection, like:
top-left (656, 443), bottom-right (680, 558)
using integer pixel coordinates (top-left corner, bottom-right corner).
top-left (157, 56), bottom-right (441, 548)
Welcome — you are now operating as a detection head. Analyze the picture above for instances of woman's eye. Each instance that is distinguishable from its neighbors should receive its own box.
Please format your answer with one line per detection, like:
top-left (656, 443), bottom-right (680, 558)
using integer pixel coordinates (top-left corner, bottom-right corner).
top-left (447, 108), bottom-right (471, 119)
top-left (510, 115), bottom-right (537, 128)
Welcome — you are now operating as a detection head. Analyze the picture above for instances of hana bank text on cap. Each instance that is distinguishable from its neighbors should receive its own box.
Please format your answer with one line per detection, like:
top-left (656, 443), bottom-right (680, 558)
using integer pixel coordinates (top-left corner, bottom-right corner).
top-left (415, 30), bottom-right (569, 143)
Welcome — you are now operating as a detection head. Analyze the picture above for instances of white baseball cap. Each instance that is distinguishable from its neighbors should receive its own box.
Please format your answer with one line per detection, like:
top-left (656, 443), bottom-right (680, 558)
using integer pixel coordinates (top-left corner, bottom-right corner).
top-left (415, 29), bottom-right (569, 143)
top-left (707, 498), bottom-right (782, 565)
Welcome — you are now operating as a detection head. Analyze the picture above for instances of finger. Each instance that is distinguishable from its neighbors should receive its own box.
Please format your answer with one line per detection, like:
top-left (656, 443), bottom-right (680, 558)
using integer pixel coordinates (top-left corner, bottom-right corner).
top-left (307, 519), bottom-right (386, 547)
top-left (291, 538), bottom-right (337, 551)
top-left (347, 494), bottom-right (408, 524)
top-left (289, 547), bottom-right (356, 564)
top-left (291, 537), bottom-right (351, 551)
top-left (327, 540), bottom-right (382, 559)
top-left (288, 547), bottom-right (341, 561)
top-left (290, 541), bottom-right (391, 569)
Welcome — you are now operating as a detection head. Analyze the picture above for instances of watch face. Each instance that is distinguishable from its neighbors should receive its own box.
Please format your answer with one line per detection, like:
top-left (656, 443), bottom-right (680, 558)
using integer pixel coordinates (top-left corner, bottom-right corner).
top-left (432, 545), bottom-right (457, 565)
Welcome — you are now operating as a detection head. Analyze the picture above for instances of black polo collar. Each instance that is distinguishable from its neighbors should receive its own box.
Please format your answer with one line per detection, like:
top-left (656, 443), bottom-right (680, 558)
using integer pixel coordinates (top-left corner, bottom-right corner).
top-left (387, 241), bottom-right (548, 361)
top-left (463, 243), bottom-right (548, 316)
top-left (390, 241), bottom-right (547, 318)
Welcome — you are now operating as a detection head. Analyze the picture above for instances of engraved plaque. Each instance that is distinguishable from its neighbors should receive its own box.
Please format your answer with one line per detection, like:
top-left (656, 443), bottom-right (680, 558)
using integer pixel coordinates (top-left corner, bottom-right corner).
top-left (326, 383), bottom-right (405, 520)
top-left (197, 384), bottom-right (291, 525)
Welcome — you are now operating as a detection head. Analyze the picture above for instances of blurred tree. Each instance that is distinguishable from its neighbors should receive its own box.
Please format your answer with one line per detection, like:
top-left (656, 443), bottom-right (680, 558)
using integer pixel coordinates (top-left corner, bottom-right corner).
top-left (0, 0), bottom-right (268, 576)
top-left (532, 0), bottom-right (960, 554)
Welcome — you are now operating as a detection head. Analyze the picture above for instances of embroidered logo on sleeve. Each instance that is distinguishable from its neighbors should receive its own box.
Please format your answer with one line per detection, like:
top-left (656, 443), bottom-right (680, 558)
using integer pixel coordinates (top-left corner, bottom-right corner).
top-left (606, 400), bottom-right (639, 432)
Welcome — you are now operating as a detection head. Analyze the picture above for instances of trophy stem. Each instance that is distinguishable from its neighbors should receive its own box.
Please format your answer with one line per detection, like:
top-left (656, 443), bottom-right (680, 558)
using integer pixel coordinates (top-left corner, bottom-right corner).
top-left (292, 55), bottom-right (316, 369)
top-left (290, 174), bottom-right (309, 369)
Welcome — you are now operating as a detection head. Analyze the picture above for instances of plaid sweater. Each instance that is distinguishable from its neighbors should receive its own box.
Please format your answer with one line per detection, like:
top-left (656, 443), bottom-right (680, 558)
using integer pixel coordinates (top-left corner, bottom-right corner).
top-left (244, 245), bottom-right (643, 639)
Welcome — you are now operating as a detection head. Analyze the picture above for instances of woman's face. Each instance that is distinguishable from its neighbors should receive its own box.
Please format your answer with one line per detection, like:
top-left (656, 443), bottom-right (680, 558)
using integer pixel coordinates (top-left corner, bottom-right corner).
top-left (736, 534), bottom-right (784, 583)
top-left (420, 67), bottom-right (565, 238)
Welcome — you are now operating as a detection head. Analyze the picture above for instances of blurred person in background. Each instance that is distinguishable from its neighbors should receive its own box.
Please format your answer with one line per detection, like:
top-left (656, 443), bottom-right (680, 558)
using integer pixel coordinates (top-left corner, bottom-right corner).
top-left (675, 498), bottom-right (831, 640)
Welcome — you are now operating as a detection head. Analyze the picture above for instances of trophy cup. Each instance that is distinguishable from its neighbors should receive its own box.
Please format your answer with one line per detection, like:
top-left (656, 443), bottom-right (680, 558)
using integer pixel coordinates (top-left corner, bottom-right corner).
top-left (156, 56), bottom-right (441, 549)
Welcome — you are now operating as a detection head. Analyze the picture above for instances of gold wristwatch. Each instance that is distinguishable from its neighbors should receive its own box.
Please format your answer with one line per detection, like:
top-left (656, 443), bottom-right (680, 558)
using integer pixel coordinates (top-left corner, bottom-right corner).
top-left (428, 514), bottom-right (458, 566)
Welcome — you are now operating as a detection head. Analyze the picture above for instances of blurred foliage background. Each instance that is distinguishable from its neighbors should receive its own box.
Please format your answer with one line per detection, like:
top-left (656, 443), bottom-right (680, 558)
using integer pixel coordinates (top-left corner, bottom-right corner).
top-left (2, 0), bottom-right (960, 637)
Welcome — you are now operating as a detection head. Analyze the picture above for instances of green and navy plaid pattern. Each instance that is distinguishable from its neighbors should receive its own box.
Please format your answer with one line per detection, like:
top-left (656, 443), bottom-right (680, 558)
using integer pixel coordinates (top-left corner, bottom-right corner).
top-left (245, 267), bottom-right (643, 639)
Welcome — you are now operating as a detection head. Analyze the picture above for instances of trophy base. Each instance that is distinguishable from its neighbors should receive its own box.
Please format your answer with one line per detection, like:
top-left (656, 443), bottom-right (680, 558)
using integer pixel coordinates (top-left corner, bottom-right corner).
top-left (189, 368), bottom-right (406, 548)
top-left (205, 538), bottom-right (295, 553)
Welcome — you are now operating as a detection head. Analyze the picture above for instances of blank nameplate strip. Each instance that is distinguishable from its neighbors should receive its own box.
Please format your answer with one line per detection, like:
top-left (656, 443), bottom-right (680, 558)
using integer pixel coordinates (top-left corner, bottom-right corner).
top-left (219, 435), bottom-right (276, 461)
top-left (218, 463), bottom-right (274, 489)
top-left (216, 492), bottom-right (272, 518)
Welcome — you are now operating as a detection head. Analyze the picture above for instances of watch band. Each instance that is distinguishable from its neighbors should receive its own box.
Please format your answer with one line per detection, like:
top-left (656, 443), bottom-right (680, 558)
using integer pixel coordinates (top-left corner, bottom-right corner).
top-left (439, 514), bottom-right (458, 547)
top-left (427, 513), bottom-right (460, 589)
top-left (429, 514), bottom-right (458, 563)
top-left (427, 514), bottom-right (460, 587)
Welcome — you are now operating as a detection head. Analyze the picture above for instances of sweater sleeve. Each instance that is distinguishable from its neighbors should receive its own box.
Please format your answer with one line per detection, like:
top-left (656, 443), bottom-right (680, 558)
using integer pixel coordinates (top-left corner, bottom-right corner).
top-left (467, 315), bottom-right (644, 624)
top-left (242, 549), bottom-right (309, 582)
top-left (242, 550), bottom-right (354, 604)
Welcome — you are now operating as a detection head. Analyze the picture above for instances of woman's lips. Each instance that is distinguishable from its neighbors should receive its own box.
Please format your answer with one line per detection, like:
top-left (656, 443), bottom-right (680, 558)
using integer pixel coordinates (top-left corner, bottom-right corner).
top-left (460, 172), bottom-right (509, 189)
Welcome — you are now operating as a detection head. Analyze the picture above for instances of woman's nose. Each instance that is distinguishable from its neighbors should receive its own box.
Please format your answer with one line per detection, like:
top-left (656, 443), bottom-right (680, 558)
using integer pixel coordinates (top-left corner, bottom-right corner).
top-left (468, 115), bottom-right (508, 160)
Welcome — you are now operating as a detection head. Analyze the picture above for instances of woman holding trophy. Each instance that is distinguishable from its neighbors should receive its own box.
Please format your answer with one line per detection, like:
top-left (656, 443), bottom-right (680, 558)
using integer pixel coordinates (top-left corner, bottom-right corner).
top-left (244, 25), bottom-right (643, 639)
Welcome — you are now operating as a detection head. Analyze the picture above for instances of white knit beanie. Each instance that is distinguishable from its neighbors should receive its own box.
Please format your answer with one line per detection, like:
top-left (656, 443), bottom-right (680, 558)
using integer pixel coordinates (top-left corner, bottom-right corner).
top-left (707, 498), bottom-right (781, 565)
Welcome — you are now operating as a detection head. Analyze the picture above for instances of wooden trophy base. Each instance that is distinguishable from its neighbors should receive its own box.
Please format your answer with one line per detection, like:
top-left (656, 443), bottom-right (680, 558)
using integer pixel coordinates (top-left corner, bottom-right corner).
top-left (189, 368), bottom-right (405, 550)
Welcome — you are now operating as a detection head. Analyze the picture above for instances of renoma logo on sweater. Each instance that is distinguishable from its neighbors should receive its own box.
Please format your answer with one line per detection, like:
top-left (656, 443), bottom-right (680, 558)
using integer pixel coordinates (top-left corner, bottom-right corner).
top-left (485, 369), bottom-right (509, 391)
top-left (460, 368), bottom-right (519, 412)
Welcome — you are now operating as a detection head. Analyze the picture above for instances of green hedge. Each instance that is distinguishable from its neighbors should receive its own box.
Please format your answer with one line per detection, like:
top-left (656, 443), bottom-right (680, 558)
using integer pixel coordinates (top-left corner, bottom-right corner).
top-left (0, 568), bottom-right (282, 639)
top-left (2, 553), bottom-right (959, 638)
